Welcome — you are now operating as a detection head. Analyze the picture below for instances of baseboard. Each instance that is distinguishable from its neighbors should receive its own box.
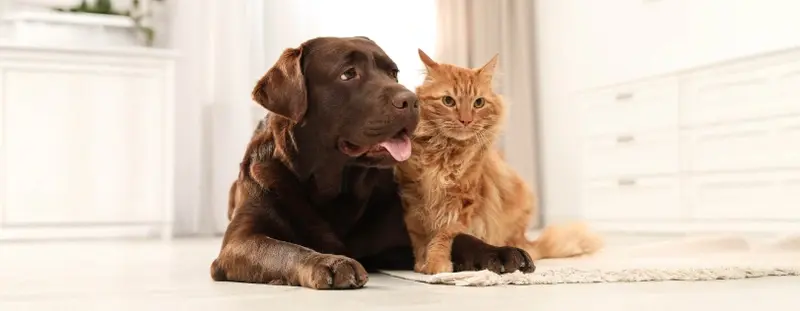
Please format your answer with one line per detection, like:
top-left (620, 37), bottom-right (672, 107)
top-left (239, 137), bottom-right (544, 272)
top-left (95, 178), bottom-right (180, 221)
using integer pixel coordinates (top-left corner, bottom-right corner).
top-left (0, 224), bottom-right (170, 241)
top-left (588, 220), bottom-right (800, 235)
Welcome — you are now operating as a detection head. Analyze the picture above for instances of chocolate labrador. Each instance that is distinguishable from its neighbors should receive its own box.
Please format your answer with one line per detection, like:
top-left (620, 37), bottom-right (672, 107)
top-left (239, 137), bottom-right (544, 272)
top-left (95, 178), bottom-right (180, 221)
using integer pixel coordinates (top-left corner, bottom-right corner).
top-left (210, 36), bottom-right (533, 290)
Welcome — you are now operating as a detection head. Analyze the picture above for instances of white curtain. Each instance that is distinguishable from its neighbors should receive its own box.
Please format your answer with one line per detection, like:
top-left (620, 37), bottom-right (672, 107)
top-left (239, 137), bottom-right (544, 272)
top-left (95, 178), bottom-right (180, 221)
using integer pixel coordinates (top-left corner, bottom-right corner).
top-left (166, 0), bottom-right (267, 235)
top-left (206, 0), bottom-right (270, 235)
top-left (435, 0), bottom-right (542, 227)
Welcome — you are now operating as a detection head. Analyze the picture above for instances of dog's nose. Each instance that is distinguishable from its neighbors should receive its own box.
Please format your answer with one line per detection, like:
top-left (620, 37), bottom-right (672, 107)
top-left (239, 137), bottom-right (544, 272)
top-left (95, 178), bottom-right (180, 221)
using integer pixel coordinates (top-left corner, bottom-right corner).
top-left (391, 92), bottom-right (418, 110)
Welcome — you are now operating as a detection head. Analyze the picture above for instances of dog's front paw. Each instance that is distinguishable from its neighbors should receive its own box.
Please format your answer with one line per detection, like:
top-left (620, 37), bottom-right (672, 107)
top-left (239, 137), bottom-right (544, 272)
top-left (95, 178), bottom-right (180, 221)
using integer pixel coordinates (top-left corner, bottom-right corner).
top-left (451, 234), bottom-right (535, 274)
top-left (299, 254), bottom-right (368, 289)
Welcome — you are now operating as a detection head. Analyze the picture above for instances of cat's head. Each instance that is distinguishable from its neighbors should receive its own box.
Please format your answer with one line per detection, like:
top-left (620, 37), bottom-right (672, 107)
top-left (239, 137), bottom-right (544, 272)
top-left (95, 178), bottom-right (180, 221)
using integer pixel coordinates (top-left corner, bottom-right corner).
top-left (414, 49), bottom-right (504, 141)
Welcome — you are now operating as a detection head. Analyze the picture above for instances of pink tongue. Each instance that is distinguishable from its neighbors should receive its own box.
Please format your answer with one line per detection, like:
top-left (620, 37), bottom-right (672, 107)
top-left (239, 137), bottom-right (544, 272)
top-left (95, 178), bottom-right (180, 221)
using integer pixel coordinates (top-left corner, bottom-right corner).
top-left (378, 134), bottom-right (412, 161)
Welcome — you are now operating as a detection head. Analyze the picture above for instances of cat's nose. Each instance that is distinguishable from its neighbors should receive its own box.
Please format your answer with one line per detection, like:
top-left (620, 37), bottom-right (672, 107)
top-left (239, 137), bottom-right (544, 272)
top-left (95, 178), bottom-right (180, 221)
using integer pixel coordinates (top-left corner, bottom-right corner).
top-left (459, 112), bottom-right (473, 126)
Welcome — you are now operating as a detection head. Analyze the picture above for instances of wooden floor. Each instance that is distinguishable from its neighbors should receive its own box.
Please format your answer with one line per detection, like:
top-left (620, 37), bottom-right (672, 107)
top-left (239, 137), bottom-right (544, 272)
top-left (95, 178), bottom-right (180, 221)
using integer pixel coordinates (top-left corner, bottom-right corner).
top-left (1, 238), bottom-right (798, 311)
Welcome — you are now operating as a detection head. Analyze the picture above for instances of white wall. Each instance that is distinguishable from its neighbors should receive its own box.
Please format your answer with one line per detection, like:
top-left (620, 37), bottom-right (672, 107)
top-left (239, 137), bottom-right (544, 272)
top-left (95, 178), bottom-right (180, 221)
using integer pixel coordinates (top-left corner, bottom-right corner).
top-left (535, 0), bottom-right (800, 223)
top-left (262, 0), bottom-right (437, 91)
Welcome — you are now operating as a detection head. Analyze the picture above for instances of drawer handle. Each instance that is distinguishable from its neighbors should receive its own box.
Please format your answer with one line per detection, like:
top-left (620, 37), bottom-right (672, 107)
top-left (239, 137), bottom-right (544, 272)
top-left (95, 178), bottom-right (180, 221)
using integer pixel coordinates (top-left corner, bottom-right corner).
top-left (616, 135), bottom-right (635, 143)
top-left (617, 178), bottom-right (637, 186)
top-left (615, 92), bottom-right (634, 101)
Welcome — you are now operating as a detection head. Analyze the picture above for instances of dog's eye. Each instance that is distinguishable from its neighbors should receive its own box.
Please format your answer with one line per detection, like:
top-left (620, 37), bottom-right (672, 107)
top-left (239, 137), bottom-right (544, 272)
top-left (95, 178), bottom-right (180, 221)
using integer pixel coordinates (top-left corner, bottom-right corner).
top-left (340, 68), bottom-right (358, 81)
top-left (442, 96), bottom-right (456, 107)
top-left (390, 69), bottom-right (399, 81)
top-left (473, 98), bottom-right (485, 108)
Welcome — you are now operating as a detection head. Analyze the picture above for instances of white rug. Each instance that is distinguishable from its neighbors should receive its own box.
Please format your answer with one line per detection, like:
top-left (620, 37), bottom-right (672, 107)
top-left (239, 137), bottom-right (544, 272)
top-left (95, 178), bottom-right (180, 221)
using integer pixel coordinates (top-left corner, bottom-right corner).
top-left (380, 234), bottom-right (800, 286)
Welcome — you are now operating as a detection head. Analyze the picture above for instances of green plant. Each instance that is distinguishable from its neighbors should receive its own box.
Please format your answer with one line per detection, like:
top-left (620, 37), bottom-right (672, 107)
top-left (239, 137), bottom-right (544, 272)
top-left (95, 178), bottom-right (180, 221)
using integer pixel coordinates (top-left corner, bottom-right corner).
top-left (54, 0), bottom-right (123, 15)
top-left (128, 0), bottom-right (158, 46)
top-left (53, 0), bottom-right (165, 46)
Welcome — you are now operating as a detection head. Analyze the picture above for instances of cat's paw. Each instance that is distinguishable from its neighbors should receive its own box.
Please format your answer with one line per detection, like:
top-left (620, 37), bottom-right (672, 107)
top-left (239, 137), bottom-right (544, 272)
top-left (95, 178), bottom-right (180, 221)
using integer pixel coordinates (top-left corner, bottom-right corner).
top-left (416, 259), bottom-right (454, 275)
top-left (451, 234), bottom-right (536, 274)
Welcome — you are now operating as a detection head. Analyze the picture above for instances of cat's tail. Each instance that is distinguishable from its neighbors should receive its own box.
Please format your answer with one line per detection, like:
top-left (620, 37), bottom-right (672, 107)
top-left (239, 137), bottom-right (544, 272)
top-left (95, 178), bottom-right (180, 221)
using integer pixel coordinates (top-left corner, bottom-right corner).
top-left (516, 222), bottom-right (605, 260)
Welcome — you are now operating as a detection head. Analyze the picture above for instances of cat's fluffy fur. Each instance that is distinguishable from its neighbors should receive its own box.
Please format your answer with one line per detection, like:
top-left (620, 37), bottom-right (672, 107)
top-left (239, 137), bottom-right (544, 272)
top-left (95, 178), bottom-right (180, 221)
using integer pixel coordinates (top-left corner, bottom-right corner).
top-left (395, 50), bottom-right (603, 274)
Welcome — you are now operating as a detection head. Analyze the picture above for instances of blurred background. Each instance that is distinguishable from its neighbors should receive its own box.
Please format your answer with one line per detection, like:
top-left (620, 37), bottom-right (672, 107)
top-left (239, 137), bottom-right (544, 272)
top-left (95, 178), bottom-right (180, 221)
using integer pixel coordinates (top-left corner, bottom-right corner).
top-left (0, 0), bottom-right (797, 244)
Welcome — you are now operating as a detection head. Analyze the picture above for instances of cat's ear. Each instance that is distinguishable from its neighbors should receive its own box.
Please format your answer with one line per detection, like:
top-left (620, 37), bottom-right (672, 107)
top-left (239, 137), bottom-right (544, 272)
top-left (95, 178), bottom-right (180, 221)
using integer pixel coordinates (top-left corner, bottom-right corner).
top-left (476, 54), bottom-right (499, 78)
top-left (418, 49), bottom-right (439, 71)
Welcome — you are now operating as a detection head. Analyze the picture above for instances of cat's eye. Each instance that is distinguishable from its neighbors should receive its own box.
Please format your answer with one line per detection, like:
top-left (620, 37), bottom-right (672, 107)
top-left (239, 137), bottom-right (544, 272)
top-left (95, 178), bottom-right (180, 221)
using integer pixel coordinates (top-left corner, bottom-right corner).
top-left (442, 96), bottom-right (456, 107)
top-left (340, 68), bottom-right (358, 81)
top-left (473, 98), bottom-right (485, 108)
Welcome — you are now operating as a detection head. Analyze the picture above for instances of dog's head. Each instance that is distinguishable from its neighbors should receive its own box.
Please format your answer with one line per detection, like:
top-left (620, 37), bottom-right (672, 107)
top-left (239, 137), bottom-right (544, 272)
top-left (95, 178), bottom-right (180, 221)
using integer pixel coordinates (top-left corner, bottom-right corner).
top-left (252, 36), bottom-right (419, 168)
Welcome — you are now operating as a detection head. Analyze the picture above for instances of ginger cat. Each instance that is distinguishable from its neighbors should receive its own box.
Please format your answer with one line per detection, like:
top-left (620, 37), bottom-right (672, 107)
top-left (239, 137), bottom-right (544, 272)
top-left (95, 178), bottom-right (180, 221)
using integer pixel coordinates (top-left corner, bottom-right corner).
top-left (395, 50), bottom-right (603, 275)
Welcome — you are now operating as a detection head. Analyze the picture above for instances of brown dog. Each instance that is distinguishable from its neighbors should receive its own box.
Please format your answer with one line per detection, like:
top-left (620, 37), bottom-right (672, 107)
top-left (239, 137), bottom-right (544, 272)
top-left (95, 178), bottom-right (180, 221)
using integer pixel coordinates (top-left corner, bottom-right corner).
top-left (211, 36), bottom-right (526, 290)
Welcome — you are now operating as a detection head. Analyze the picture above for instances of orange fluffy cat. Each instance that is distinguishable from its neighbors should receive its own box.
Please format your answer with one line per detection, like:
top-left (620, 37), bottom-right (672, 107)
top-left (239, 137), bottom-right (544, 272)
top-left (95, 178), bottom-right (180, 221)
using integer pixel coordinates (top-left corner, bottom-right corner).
top-left (395, 50), bottom-right (603, 275)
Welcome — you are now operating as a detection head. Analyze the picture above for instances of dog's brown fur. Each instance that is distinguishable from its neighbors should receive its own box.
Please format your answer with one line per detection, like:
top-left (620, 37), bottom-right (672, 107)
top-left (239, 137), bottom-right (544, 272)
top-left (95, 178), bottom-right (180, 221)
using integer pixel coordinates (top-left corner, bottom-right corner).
top-left (395, 50), bottom-right (604, 275)
top-left (210, 37), bottom-right (425, 289)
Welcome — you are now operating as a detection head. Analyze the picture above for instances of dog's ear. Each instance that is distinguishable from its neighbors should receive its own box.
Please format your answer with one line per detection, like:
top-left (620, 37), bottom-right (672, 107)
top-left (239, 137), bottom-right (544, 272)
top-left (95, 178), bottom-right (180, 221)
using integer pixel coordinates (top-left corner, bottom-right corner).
top-left (252, 47), bottom-right (306, 123)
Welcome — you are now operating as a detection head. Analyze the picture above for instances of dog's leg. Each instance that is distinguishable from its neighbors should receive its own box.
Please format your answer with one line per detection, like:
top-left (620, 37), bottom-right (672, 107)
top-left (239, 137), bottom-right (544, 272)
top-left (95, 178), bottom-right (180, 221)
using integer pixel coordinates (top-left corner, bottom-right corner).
top-left (246, 158), bottom-right (349, 255)
top-left (211, 210), bottom-right (368, 289)
top-left (450, 233), bottom-right (536, 274)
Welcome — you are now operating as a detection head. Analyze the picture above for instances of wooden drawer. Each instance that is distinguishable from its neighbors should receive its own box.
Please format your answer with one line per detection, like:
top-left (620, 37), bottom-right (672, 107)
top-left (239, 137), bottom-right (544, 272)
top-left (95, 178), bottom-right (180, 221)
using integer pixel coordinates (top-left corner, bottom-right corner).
top-left (685, 171), bottom-right (800, 220)
top-left (582, 129), bottom-right (679, 179)
top-left (682, 58), bottom-right (800, 126)
top-left (578, 77), bottom-right (679, 136)
top-left (772, 60), bottom-right (800, 115)
top-left (582, 176), bottom-right (682, 221)
top-left (682, 64), bottom-right (772, 126)
top-left (682, 116), bottom-right (800, 172)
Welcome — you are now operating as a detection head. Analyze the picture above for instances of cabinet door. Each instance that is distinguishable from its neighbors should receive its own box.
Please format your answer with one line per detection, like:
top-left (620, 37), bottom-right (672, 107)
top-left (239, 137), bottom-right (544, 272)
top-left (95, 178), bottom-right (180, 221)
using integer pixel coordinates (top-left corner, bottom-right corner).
top-left (1, 62), bottom-right (166, 225)
top-left (582, 176), bottom-right (683, 221)
top-left (578, 77), bottom-right (679, 137)
top-left (582, 129), bottom-right (679, 179)
top-left (685, 171), bottom-right (800, 220)
top-left (681, 63), bottom-right (774, 126)
top-left (681, 117), bottom-right (800, 172)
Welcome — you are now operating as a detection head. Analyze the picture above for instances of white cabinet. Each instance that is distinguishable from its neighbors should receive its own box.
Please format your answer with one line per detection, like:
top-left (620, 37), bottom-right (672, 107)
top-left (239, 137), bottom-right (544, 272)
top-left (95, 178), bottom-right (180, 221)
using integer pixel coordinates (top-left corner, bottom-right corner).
top-left (0, 43), bottom-right (176, 240)
top-left (537, 0), bottom-right (800, 233)
top-left (680, 56), bottom-right (800, 126)
top-left (681, 117), bottom-right (800, 172)
top-left (582, 176), bottom-right (683, 221)
top-left (579, 78), bottom-right (679, 136)
top-left (582, 130), bottom-right (679, 179)
top-left (685, 171), bottom-right (800, 221)
top-left (575, 47), bottom-right (800, 233)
